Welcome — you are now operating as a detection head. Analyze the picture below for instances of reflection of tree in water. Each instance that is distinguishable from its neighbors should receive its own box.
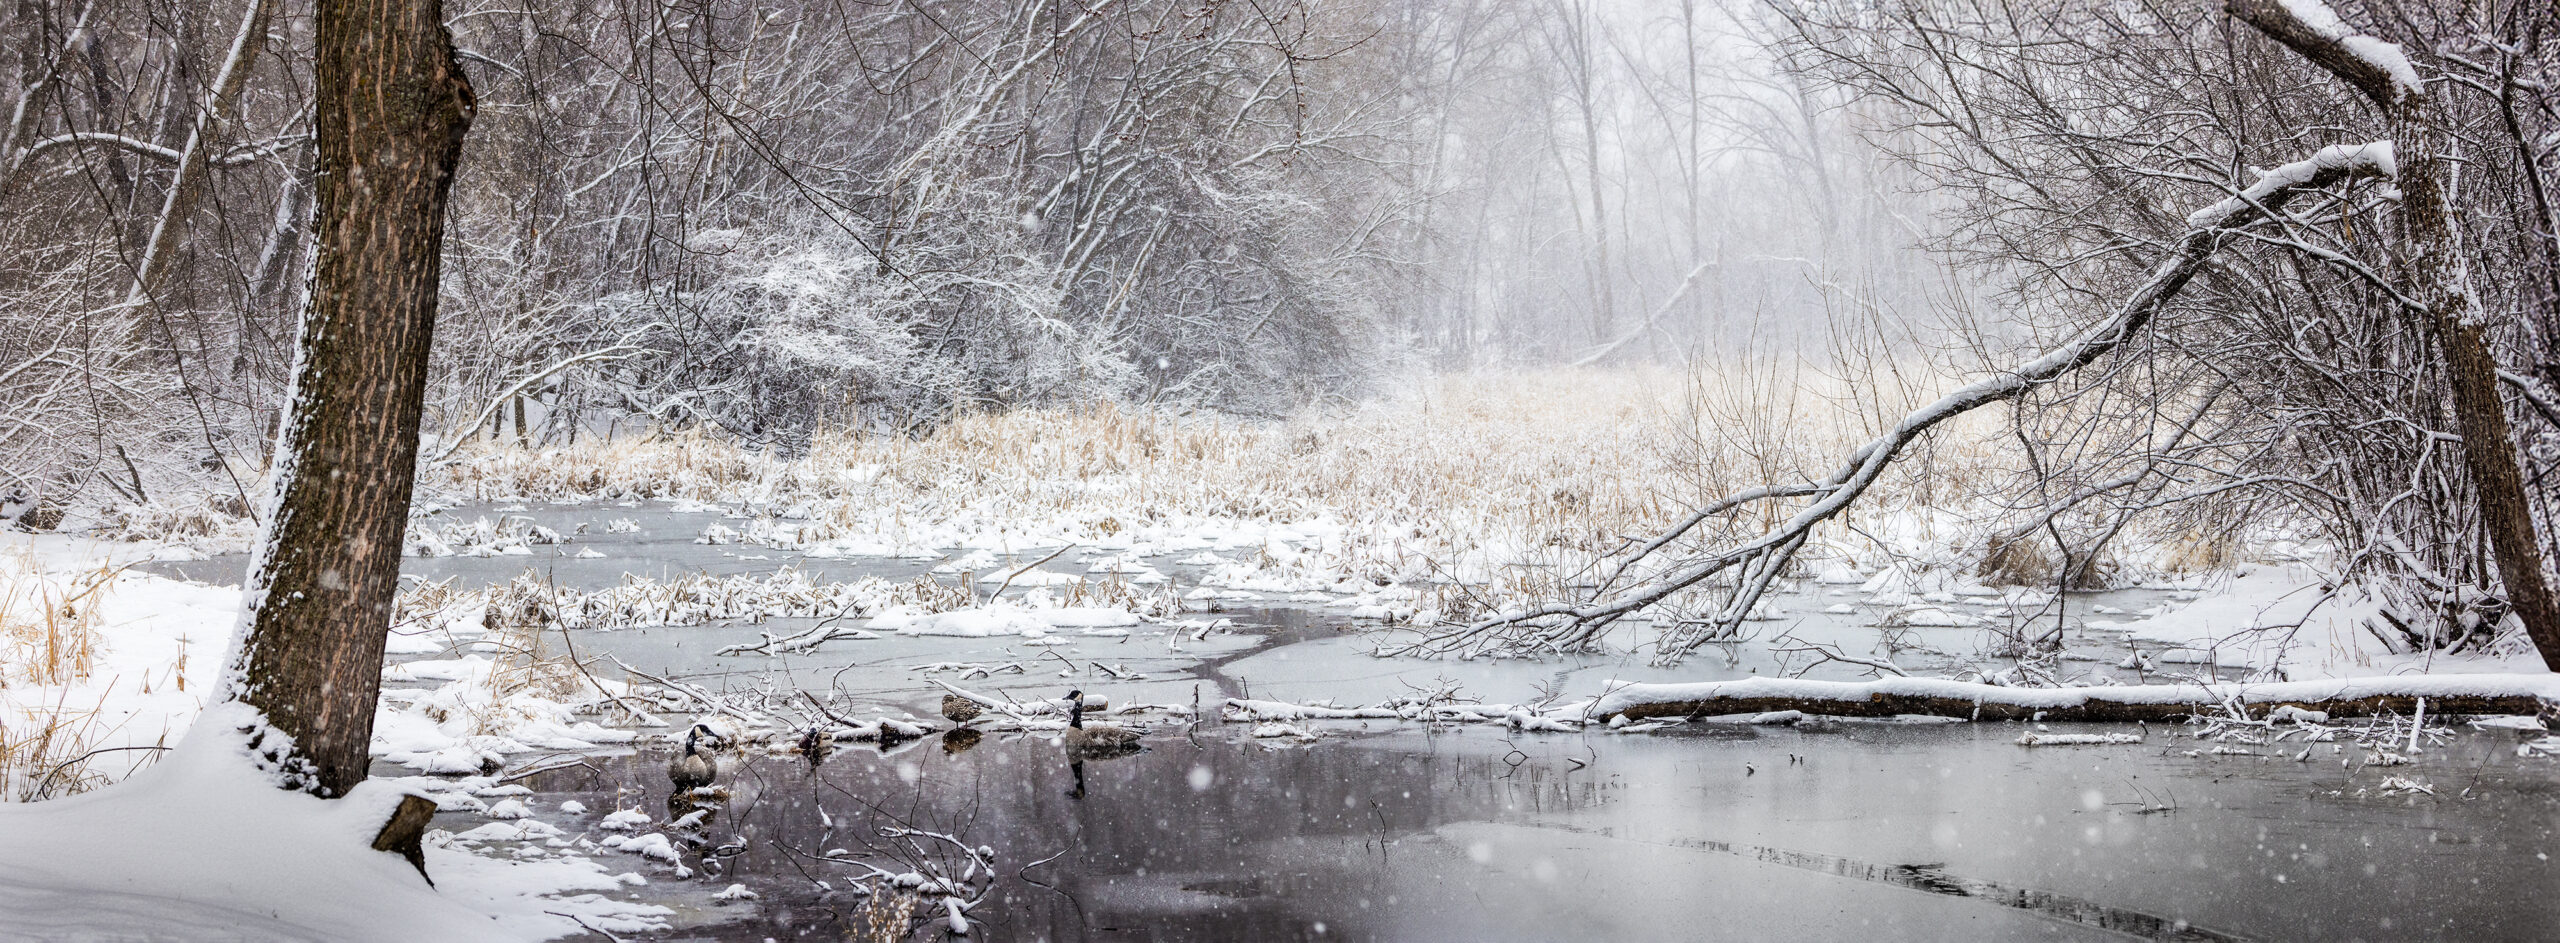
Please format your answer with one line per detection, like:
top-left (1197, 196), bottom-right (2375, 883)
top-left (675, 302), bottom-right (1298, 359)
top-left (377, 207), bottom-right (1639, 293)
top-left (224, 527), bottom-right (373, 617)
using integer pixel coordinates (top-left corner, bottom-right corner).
top-left (764, 760), bottom-right (1024, 939)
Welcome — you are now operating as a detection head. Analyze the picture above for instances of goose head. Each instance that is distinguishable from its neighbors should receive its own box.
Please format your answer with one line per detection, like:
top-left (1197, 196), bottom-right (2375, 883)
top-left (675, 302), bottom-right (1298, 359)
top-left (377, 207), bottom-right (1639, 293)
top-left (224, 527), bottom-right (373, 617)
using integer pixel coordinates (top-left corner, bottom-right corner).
top-left (684, 722), bottom-right (724, 754)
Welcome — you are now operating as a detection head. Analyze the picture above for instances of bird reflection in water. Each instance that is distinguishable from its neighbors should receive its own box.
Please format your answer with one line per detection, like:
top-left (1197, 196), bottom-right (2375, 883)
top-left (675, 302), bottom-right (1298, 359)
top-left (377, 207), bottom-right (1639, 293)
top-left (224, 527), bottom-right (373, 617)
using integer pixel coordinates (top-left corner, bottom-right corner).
top-left (1064, 739), bottom-right (1142, 800)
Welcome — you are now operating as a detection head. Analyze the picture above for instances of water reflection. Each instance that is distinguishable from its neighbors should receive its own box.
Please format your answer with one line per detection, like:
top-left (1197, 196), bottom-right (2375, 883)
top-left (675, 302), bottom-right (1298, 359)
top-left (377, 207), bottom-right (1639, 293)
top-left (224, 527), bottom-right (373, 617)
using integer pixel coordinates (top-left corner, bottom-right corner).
top-left (506, 721), bottom-right (2558, 942)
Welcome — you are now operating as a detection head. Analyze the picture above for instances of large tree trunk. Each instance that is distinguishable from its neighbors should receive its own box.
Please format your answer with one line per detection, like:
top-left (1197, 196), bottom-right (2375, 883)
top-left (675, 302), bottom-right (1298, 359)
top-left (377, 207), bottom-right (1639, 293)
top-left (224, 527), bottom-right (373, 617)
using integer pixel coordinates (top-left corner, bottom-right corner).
top-left (221, 0), bottom-right (474, 797)
top-left (2227, 0), bottom-right (2560, 671)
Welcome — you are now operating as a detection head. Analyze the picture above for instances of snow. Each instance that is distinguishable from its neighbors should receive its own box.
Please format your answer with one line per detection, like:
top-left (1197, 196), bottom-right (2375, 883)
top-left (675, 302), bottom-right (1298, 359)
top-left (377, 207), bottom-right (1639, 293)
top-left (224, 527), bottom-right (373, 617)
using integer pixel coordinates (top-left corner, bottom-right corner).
top-left (0, 548), bottom-right (234, 776)
top-left (597, 809), bottom-right (651, 831)
top-left (600, 833), bottom-right (682, 864)
top-left (2187, 142), bottom-right (2395, 230)
top-left (2094, 565), bottom-right (2546, 679)
top-left (1250, 721), bottom-right (1321, 740)
top-left (2016, 732), bottom-right (2144, 746)
top-left (1885, 605), bottom-right (1974, 628)
top-left (484, 798), bottom-right (534, 820)
top-left (2471, 715), bottom-right (2546, 732)
top-left (2273, 0), bottom-right (2422, 100)
top-left (2268, 705), bottom-right (2331, 725)
top-left (868, 602), bottom-right (1144, 637)
top-left (0, 704), bottom-right (667, 941)
top-left (450, 819), bottom-right (566, 843)
top-left (0, 537), bottom-right (684, 938)
top-left (1590, 672), bottom-right (2560, 718)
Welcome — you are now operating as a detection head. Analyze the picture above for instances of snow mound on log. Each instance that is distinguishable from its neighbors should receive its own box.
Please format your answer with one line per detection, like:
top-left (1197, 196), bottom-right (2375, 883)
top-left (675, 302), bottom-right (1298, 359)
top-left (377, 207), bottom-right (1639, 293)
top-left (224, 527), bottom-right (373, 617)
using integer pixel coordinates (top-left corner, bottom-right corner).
top-left (867, 603), bottom-right (1141, 637)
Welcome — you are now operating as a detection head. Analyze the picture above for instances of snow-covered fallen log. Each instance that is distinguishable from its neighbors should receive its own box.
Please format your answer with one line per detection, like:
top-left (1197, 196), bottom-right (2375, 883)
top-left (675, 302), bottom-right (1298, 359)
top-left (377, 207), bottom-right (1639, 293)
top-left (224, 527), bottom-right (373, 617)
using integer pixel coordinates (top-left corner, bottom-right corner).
top-left (1588, 674), bottom-right (2560, 723)
top-left (2016, 732), bottom-right (2145, 746)
top-left (715, 622), bottom-right (881, 656)
top-left (931, 680), bottom-right (1092, 716)
top-left (1222, 698), bottom-right (1402, 721)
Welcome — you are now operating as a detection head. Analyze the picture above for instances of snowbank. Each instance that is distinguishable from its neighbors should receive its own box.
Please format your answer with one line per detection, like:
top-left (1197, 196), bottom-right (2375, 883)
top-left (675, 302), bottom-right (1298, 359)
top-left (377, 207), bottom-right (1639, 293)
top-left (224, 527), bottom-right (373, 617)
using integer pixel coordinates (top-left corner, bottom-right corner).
top-left (0, 704), bottom-right (665, 942)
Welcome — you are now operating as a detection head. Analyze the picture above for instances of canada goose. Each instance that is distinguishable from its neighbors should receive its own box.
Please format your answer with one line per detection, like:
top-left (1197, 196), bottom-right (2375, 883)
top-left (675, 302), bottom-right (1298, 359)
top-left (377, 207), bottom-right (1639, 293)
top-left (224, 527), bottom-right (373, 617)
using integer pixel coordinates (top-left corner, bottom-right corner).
top-left (941, 694), bottom-right (984, 725)
top-left (669, 723), bottom-right (722, 791)
top-left (1061, 690), bottom-right (1142, 754)
top-left (798, 725), bottom-right (834, 760)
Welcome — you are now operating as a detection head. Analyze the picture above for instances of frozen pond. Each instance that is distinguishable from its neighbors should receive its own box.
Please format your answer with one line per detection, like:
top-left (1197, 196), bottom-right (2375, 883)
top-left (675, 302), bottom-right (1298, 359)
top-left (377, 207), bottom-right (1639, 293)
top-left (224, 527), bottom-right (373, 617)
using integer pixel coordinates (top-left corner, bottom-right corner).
top-left (468, 719), bottom-right (2555, 942)
top-left (146, 503), bottom-right (2560, 939)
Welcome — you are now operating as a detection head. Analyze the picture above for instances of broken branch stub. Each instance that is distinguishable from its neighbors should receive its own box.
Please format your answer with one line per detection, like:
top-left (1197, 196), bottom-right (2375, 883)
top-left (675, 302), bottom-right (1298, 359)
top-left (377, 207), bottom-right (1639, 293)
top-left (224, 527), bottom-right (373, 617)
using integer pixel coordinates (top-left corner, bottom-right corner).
top-left (371, 793), bottom-right (440, 885)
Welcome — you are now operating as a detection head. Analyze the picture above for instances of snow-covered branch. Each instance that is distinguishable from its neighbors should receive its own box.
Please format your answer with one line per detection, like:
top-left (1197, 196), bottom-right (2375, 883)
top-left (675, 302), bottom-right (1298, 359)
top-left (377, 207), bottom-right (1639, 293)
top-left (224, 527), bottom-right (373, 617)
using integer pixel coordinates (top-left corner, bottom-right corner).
top-left (2224, 0), bottom-right (2423, 108)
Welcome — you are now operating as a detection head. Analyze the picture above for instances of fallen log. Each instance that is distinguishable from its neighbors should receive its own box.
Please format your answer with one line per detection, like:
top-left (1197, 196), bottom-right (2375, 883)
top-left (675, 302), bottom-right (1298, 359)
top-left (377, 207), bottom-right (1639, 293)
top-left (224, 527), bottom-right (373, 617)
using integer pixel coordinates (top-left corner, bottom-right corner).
top-left (1588, 675), bottom-right (2560, 723)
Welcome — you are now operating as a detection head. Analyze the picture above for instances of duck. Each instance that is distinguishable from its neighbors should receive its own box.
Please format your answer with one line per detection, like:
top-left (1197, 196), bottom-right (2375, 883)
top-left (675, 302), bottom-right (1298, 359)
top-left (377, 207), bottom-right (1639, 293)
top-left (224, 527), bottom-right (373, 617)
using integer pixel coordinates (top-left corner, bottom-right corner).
top-left (669, 723), bottom-right (722, 791)
top-left (1060, 689), bottom-right (1143, 754)
top-left (941, 694), bottom-right (984, 725)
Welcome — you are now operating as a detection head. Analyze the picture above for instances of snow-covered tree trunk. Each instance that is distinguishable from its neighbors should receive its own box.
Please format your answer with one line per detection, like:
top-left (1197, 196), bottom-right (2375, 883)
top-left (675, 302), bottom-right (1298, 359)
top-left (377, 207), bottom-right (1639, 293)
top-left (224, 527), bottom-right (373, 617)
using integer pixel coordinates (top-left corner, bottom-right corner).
top-left (2227, 0), bottom-right (2560, 671)
top-left (222, 0), bottom-right (475, 797)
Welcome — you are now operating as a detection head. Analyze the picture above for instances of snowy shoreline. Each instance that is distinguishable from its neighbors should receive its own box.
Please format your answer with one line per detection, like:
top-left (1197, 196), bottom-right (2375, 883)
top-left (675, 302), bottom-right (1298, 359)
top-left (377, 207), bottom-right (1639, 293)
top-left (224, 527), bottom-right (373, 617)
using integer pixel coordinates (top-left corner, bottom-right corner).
top-left (1587, 674), bottom-right (2560, 722)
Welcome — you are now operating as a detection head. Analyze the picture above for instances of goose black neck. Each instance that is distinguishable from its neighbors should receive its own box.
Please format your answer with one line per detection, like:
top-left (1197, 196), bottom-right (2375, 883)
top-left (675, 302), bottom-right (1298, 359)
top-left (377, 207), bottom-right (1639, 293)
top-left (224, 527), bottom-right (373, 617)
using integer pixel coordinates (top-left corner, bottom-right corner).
top-left (1069, 700), bottom-right (1085, 728)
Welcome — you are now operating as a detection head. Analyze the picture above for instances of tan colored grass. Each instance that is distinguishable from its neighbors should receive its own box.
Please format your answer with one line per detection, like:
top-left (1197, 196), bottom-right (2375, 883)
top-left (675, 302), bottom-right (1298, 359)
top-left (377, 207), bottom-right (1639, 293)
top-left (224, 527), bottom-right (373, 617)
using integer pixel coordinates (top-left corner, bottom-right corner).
top-left (435, 365), bottom-right (1930, 537)
top-left (2162, 528), bottom-right (2241, 574)
top-left (0, 555), bottom-right (158, 801)
top-left (428, 363), bottom-right (2132, 603)
top-left (0, 703), bottom-right (152, 802)
top-left (1, 551), bottom-right (109, 688)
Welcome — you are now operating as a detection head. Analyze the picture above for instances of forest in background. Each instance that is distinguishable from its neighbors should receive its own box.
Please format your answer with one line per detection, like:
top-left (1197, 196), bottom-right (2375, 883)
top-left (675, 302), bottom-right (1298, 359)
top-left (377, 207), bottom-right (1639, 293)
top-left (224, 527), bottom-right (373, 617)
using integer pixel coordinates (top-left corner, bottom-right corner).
top-left (2, 0), bottom-right (2556, 651)
top-left (0, 0), bottom-right (1932, 484)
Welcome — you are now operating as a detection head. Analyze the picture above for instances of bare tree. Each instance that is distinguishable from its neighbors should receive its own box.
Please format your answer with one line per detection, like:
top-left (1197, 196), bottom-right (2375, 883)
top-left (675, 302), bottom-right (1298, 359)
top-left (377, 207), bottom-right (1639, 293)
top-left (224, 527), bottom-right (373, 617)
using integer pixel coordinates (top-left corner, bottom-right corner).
top-left (2224, 0), bottom-right (2560, 666)
top-left (1414, 142), bottom-right (2395, 662)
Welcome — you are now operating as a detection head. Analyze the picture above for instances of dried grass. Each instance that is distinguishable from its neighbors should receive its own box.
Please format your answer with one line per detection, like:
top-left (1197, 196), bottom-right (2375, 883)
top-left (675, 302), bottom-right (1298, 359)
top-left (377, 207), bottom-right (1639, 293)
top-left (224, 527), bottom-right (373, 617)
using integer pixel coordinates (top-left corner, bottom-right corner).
top-left (0, 552), bottom-right (110, 688)
top-left (0, 555), bottom-right (165, 801)
top-left (0, 705), bottom-right (162, 802)
top-left (427, 363), bottom-right (2231, 608)
top-left (429, 366), bottom-right (1941, 570)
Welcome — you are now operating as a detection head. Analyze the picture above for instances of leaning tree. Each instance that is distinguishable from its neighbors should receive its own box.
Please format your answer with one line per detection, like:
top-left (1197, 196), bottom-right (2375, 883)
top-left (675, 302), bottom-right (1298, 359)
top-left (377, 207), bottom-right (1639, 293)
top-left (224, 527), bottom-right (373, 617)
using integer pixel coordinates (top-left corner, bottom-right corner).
top-left (218, 0), bottom-right (474, 817)
top-left (1422, 0), bottom-right (2560, 671)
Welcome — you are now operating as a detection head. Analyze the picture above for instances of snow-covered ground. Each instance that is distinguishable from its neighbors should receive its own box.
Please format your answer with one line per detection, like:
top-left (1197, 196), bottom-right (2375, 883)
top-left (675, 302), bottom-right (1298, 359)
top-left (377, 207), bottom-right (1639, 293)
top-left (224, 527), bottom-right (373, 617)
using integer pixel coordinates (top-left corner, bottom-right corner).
top-left (7, 376), bottom-right (2556, 938)
top-left (0, 703), bottom-right (670, 942)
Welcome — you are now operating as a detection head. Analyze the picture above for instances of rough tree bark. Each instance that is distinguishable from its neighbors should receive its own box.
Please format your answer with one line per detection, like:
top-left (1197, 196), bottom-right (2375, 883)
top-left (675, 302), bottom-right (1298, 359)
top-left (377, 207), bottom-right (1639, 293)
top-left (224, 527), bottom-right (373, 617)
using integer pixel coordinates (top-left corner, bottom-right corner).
top-left (2227, 0), bottom-right (2560, 671)
top-left (221, 0), bottom-right (475, 797)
